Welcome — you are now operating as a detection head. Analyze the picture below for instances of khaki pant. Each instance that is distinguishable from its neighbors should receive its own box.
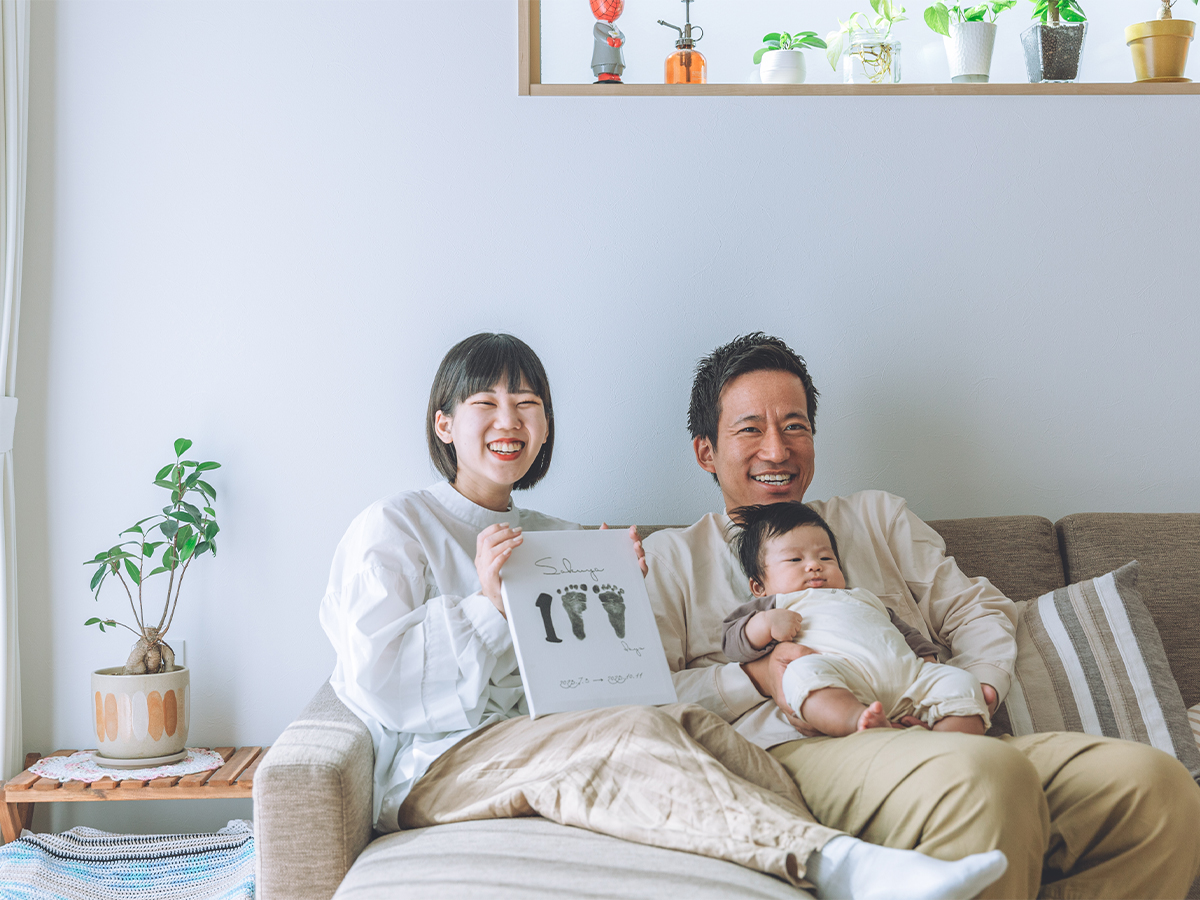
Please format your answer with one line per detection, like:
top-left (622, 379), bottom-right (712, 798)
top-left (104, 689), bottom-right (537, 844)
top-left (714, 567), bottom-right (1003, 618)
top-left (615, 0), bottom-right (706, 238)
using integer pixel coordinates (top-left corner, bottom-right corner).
top-left (771, 728), bottom-right (1200, 900)
top-left (398, 703), bottom-right (840, 886)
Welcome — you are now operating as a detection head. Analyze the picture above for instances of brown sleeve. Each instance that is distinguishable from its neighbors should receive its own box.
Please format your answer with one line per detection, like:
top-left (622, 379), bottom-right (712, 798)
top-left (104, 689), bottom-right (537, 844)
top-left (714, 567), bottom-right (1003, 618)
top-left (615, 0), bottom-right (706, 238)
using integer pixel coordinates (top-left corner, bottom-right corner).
top-left (721, 595), bottom-right (779, 663)
top-left (889, 607), bottom-right (941, 660)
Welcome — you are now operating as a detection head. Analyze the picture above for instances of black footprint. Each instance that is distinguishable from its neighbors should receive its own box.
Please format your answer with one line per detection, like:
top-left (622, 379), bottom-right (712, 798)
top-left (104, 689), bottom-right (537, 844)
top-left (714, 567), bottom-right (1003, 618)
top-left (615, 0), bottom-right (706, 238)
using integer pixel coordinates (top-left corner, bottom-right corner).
top-left (594, 584), bottom-right (626, 638)
top-left (559, 585), bottom-right (588, 640)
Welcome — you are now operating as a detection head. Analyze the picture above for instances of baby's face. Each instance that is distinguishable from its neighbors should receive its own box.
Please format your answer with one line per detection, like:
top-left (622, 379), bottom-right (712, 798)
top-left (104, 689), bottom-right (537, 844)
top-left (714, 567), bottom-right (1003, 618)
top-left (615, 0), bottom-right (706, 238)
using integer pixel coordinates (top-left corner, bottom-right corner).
top-left (756, 525), bottom-right (847, 596)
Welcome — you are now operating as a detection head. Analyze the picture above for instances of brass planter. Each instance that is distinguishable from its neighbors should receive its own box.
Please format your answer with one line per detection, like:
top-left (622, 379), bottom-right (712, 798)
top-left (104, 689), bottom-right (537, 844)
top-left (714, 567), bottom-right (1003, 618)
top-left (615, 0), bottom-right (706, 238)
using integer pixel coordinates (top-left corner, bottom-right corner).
top-left (1125, 19), bottom-right (1195, 82)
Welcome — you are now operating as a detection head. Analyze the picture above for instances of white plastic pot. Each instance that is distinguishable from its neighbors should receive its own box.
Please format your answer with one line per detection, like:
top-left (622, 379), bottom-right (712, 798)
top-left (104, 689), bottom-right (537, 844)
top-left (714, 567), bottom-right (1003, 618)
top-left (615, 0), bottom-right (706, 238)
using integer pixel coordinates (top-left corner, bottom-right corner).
top-left (943, 21), bottom-right (997, 83)
top-left (759, 49), bottom-right (807, 84)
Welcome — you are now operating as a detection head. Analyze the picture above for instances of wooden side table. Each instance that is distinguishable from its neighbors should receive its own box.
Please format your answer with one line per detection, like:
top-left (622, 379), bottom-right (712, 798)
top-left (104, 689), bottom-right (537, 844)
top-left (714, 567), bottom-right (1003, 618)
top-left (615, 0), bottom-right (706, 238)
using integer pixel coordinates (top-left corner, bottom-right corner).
top-left (0, 746), bottom-right (267, 843)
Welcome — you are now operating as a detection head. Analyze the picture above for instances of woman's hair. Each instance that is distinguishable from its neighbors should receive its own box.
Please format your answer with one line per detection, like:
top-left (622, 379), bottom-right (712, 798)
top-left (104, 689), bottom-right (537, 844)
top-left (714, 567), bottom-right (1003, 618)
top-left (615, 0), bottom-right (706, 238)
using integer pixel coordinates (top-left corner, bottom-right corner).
top-left (729, 502), bottom-right (841, 586)
top-left (425, 333), bottom-right (555, 491)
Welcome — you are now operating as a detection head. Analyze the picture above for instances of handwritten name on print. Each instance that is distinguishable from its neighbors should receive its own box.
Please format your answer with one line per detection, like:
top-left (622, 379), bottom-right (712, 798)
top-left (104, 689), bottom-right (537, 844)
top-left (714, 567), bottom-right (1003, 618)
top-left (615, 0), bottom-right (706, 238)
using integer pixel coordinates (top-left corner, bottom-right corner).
top-left (535, 557), bottom-right (605, 582)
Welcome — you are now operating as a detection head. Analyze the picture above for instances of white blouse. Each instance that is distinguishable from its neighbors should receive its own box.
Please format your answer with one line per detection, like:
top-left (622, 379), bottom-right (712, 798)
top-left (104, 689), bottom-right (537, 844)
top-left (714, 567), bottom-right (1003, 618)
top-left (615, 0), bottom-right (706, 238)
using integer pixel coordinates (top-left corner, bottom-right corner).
top-left (319, 480), bottom-right (579, 829)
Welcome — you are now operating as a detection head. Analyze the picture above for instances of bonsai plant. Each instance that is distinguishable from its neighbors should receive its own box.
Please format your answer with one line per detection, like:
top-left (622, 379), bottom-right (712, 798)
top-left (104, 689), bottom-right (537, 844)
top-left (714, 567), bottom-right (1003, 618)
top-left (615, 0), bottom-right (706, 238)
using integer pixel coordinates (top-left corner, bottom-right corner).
top-left (1022, 0), bottom-right (1088, 83)
top-left (924, 2), bottom-right (1017, 83)
top-left (826, 0), bottom-right (908, 84)
top-left (753, 31), bottom-right (827, 84)
top-left (1125, 0), bottom-right (1197, 82)
top-left (85, 438), bottom-right (221, 764)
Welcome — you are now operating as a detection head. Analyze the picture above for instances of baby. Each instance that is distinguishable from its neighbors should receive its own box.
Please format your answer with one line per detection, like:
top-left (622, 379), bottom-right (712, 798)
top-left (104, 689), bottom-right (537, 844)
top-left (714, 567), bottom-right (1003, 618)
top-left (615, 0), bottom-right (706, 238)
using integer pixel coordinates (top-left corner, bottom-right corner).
top-left (722, 502), bottom-right (989, 737)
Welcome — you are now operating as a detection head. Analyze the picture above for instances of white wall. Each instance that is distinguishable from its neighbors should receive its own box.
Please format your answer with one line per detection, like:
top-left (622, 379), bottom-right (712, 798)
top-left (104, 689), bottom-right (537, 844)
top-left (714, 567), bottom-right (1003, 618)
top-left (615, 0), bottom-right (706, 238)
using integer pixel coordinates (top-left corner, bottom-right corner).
top-left (15, 0), bottom-right (1200, 832)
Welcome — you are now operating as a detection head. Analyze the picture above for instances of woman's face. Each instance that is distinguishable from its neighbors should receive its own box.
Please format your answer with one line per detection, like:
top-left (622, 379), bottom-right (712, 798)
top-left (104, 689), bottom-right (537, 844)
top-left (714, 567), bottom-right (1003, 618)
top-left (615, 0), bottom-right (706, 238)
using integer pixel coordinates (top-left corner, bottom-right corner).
top-left (434, 377), bottom-right (549, 512)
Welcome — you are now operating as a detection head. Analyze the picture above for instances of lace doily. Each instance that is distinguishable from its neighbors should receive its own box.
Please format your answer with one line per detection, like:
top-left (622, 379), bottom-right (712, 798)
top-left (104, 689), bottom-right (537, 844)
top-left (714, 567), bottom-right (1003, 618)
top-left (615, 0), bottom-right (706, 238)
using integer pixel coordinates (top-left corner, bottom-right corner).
top-left (28, 748), bottom-right (226, 783)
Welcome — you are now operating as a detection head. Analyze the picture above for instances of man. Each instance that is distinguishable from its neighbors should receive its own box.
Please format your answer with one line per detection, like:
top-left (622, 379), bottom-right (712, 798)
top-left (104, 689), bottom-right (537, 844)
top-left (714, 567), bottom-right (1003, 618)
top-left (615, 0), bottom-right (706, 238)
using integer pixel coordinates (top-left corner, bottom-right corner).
top-left (644, 332), bottom-right (1200, 899)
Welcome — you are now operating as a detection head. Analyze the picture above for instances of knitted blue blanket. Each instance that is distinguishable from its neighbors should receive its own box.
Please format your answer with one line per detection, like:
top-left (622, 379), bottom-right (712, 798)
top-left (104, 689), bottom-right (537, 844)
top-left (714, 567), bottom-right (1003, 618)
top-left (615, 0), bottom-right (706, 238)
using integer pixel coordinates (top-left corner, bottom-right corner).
top-left (0, 819), bottom-right (254, 899)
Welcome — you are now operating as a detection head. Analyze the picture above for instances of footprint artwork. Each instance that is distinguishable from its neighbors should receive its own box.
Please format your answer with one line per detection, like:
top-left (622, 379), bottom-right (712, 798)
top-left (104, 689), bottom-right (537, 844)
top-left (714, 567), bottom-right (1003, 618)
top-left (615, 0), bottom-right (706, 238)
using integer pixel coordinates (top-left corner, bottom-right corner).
top-left (594, 584), bottom-right (626, 638)
top-left (558, 585), bottom-right (588, 640)
top-left (534, 592), bottom-right (562, 643)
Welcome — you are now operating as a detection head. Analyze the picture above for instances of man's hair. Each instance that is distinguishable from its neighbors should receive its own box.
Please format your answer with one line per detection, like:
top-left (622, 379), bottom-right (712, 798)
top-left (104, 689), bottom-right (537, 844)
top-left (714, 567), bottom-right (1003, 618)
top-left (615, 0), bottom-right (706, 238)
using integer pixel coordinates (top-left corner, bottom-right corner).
top-left (687, 332), bottom-right (819, 445)
top-left (729, 502), bottom-right (841, 587)
top-left (425, 333), bottom-right (554, 491)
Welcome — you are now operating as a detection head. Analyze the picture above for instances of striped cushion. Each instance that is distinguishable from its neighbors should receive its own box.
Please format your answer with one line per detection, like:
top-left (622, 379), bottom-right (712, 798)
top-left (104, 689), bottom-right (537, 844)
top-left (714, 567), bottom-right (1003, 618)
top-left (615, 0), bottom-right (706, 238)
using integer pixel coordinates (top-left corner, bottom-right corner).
top-left (1003, 560), bottom-right (1200, 781)
top-left (1190, 703), bottom-right (1200, 752)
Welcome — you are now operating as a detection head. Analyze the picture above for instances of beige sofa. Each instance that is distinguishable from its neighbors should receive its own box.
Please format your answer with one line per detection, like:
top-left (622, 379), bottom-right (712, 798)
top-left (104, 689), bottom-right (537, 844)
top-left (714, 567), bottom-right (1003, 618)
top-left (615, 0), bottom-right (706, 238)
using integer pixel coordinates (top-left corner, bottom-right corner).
top-left (254, 512), bottom-right (1200, 900)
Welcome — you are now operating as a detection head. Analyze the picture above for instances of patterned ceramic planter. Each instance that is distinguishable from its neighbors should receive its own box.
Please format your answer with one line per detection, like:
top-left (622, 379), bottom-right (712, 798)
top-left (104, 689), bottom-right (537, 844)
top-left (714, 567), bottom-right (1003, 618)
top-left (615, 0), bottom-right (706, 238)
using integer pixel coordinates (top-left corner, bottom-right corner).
top-left (92, 666), bottom-right (189, 761)
top-left (944, 21), bottom-right (997, 83)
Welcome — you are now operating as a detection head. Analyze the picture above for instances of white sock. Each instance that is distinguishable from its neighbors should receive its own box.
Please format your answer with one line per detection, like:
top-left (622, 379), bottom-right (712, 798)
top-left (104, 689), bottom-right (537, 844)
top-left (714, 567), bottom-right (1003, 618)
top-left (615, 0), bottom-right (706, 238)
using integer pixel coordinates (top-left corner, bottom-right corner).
top-left (805, 835), bottom-right (1008, 900)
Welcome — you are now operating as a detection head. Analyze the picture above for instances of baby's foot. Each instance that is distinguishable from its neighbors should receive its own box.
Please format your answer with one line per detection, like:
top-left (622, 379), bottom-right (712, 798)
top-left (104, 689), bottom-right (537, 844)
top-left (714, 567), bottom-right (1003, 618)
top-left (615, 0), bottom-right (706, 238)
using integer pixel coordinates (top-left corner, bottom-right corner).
top-left (559, 585), bottom-right (588, 640)
top-left (857, 701), bottom-right (890, 731)
top-left (594, 584), bottom-right (626, 638)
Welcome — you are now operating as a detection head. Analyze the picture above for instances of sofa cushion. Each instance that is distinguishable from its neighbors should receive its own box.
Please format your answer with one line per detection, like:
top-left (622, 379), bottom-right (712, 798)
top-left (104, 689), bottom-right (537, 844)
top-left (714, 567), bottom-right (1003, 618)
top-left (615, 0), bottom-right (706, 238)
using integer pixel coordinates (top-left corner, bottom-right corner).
top-left (925, 516), bottom-right (1064, 608)
top-left (1057, 513), bottom-right (1200, 708)
top-left (333, 818), bottom-right (810, 900)
top-left (1000, 561), bottom-right (1200, 781)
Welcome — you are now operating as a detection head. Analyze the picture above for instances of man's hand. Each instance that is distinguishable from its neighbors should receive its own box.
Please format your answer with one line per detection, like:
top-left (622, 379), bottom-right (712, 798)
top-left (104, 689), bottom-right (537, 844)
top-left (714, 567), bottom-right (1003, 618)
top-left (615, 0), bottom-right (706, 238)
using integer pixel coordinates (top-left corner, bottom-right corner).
top-left (601, 523), bottom-right (647, 577)
top-left (743, 641), bottom-right (821, 735)
top-left (982, 683), bottom-right (998, 715)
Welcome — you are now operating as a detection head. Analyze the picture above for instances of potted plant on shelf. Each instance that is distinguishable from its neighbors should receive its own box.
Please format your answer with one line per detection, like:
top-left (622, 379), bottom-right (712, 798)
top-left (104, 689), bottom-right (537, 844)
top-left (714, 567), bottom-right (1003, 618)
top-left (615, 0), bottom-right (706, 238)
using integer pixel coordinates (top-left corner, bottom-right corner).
top-left (85, 438), bottom-right (221, 766)
top-left (1022, 0), bottom-right (1088, 83)
top-left (1126, 0), bottom-right (1197, 82)
top-left (753, 31), bottom-right (828, 84)
top-left (924, 1), bottom-right (1017, 83)
top-left (826, 0), bottom-right (908, 84)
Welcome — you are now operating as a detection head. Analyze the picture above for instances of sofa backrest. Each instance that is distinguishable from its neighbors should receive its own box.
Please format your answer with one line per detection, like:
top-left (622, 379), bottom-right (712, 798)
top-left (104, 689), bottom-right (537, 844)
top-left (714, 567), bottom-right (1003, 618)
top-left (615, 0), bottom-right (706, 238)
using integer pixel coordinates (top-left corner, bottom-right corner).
top-left (926, 516), bottom-right (1065, 605)
top-left (1056, 513), bottom-right (1200, 708)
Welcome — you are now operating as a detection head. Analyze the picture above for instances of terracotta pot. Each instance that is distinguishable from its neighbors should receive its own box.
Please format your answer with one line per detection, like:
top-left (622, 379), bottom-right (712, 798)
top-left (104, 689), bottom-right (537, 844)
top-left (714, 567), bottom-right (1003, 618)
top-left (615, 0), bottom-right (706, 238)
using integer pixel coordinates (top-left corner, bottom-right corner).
top-left (1125, 18), bottom-right (1194, 82)
top-left (92, 666), bottom-right (189, 760)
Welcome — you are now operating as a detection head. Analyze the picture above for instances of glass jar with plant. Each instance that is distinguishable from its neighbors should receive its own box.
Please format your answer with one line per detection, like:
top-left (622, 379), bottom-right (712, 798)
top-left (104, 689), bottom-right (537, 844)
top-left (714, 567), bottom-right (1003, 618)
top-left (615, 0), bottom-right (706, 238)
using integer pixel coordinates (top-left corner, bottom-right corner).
top-left (753, 31), bottom-right (828, 84)
top-left (1022, 0), bottom-right (1088, 83)
top-left (826, 1), bottom-right (907, 84)
top-left (924, 2), bottom-right (1016, 83)
top-left (85, 438), bottom-right (221, 764)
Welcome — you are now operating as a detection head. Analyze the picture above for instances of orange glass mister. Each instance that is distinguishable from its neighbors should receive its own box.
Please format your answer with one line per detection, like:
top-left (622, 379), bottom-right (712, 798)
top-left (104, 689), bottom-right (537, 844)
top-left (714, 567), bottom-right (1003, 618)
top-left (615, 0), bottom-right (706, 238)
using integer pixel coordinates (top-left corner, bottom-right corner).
top-left (658, 0), bottom-right (706, 84)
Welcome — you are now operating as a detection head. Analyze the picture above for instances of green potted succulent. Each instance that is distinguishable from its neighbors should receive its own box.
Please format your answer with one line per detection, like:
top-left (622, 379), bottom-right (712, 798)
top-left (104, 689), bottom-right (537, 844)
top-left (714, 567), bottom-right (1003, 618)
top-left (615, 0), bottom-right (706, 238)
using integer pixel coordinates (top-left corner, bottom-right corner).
top-left (1126, 0), bottom-right (1197, 82)
top-left (754, 31), bottom-right (828, 84)
top-left (924, 2), bottom-right (1017, 83)
top-left (826, 0), bottom-right (908, 84)
top-left (1022, 0), bottom-right (1087, 83)
top-left (85, 438), bottom-right (221, 764)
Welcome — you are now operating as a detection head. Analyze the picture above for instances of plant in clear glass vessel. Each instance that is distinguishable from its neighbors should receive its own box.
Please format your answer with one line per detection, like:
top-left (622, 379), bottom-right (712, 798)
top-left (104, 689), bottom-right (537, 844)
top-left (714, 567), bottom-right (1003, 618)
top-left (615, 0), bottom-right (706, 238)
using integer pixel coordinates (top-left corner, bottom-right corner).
top-left (826, 0), bottom-right (907, 84)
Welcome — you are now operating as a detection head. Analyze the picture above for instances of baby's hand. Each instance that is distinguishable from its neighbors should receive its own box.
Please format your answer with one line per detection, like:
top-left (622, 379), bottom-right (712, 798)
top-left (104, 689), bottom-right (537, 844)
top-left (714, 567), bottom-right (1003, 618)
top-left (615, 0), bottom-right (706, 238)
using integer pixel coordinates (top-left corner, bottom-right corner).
top-left (764, 608), bottom-right (804, 643)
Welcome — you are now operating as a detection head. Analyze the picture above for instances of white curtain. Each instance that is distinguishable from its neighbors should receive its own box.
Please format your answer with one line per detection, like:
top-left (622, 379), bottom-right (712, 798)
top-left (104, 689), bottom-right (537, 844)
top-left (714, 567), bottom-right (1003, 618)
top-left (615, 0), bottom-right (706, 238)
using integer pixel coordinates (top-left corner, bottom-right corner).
top-left (0, 0), bottom-right (28, 779)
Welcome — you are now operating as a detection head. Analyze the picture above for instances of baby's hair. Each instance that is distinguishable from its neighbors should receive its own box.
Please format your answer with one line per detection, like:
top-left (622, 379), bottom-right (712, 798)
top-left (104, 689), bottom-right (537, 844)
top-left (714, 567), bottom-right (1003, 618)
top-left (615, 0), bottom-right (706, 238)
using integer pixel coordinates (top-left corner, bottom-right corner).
top-left (729, 502), bottom-right (842, 586)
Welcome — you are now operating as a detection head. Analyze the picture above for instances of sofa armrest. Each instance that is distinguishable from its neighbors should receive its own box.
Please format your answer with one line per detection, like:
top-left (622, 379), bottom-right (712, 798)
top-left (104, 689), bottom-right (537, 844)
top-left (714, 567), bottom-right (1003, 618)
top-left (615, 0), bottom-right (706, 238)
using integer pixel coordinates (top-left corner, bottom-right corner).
top-left (254, 680), bottom-right (375, 900)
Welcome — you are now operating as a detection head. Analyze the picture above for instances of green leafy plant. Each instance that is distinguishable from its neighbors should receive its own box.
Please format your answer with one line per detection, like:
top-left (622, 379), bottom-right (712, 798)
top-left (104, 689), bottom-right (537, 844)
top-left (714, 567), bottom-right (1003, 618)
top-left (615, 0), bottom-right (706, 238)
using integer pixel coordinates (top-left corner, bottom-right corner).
top-left (924, 1), bottom-right (1017, 37)
top-left (84, 438), bottom-right (221, 675)
top-left (826, 0), bottom-right (908, 72)
top-left (753, 31), bottom-right (827, 64)
top-left (1030, 0), bottom-right (1086, 24)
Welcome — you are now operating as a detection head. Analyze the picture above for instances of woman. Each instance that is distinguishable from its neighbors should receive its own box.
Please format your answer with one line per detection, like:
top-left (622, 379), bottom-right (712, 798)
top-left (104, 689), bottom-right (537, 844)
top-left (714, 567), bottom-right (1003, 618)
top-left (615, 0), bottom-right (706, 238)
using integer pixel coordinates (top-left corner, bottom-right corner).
top-left (318, 333), bottom-right (1006, 900)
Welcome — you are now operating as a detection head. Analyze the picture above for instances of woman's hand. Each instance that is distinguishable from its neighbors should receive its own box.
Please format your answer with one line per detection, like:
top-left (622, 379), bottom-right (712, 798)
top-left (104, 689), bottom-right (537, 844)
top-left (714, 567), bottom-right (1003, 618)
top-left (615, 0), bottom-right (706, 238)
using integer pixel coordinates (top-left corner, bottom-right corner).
top-left (476, 522), bottom-right (523, 616)
top-left (601, 523), bottom-right (648, 577)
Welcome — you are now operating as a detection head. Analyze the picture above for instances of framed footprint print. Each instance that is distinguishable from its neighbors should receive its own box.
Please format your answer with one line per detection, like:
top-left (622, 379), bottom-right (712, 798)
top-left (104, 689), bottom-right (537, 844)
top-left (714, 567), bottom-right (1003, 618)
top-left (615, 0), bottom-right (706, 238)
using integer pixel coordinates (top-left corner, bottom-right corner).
top-left (500, 529), bottom-right (677, 718)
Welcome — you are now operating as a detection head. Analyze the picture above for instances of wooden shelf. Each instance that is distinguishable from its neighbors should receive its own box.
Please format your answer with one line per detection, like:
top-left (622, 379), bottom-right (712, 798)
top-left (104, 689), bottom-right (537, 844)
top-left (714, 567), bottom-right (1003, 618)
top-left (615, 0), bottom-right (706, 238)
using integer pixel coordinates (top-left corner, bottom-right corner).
top-left (518, 1), bottom-right (1200, 97)
top-left (528, 82), bottom-right (1200, 96)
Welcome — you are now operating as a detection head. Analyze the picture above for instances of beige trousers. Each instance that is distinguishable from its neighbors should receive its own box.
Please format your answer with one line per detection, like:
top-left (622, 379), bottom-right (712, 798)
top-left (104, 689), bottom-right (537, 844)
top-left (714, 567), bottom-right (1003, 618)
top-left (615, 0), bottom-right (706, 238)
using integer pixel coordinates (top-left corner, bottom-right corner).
top-left (398, 703), bottom-right (840, 886)
top-left (771, 727), bottom-right (1200, 900)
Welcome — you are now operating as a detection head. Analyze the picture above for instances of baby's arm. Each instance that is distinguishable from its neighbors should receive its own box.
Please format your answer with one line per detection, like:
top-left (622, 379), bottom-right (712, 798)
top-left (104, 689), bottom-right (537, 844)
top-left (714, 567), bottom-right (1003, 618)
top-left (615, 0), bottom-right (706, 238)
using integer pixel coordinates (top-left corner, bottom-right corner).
top-left (722, 595), bottom-right (787, 663)
top-left (745, 608), bottom-right (804, 650)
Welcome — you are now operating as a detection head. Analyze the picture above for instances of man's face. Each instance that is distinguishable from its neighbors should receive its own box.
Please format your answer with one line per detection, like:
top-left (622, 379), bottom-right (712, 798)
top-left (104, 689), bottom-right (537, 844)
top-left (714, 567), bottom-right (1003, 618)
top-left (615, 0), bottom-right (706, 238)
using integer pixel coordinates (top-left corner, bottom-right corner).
top-left (693, 369), bottom-right (815, 512)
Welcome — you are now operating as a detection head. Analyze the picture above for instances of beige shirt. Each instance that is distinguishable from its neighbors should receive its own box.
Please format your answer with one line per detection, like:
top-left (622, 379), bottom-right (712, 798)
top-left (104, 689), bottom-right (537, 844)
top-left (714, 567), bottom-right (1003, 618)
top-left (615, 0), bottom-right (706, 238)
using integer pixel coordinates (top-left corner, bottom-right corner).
top-left (644, 490), bottom-right (1017, 749)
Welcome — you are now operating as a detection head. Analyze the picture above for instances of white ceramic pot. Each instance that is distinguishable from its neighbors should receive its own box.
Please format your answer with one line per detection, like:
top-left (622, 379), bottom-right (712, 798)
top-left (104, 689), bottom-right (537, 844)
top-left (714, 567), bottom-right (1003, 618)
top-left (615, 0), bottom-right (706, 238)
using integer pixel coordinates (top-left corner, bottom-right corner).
top-left (944, 21), bottom-right (997, 83)
top-left (92, 666), bottom-right (189, 760)
top-left (759, 49), bottom-right (807, 84)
